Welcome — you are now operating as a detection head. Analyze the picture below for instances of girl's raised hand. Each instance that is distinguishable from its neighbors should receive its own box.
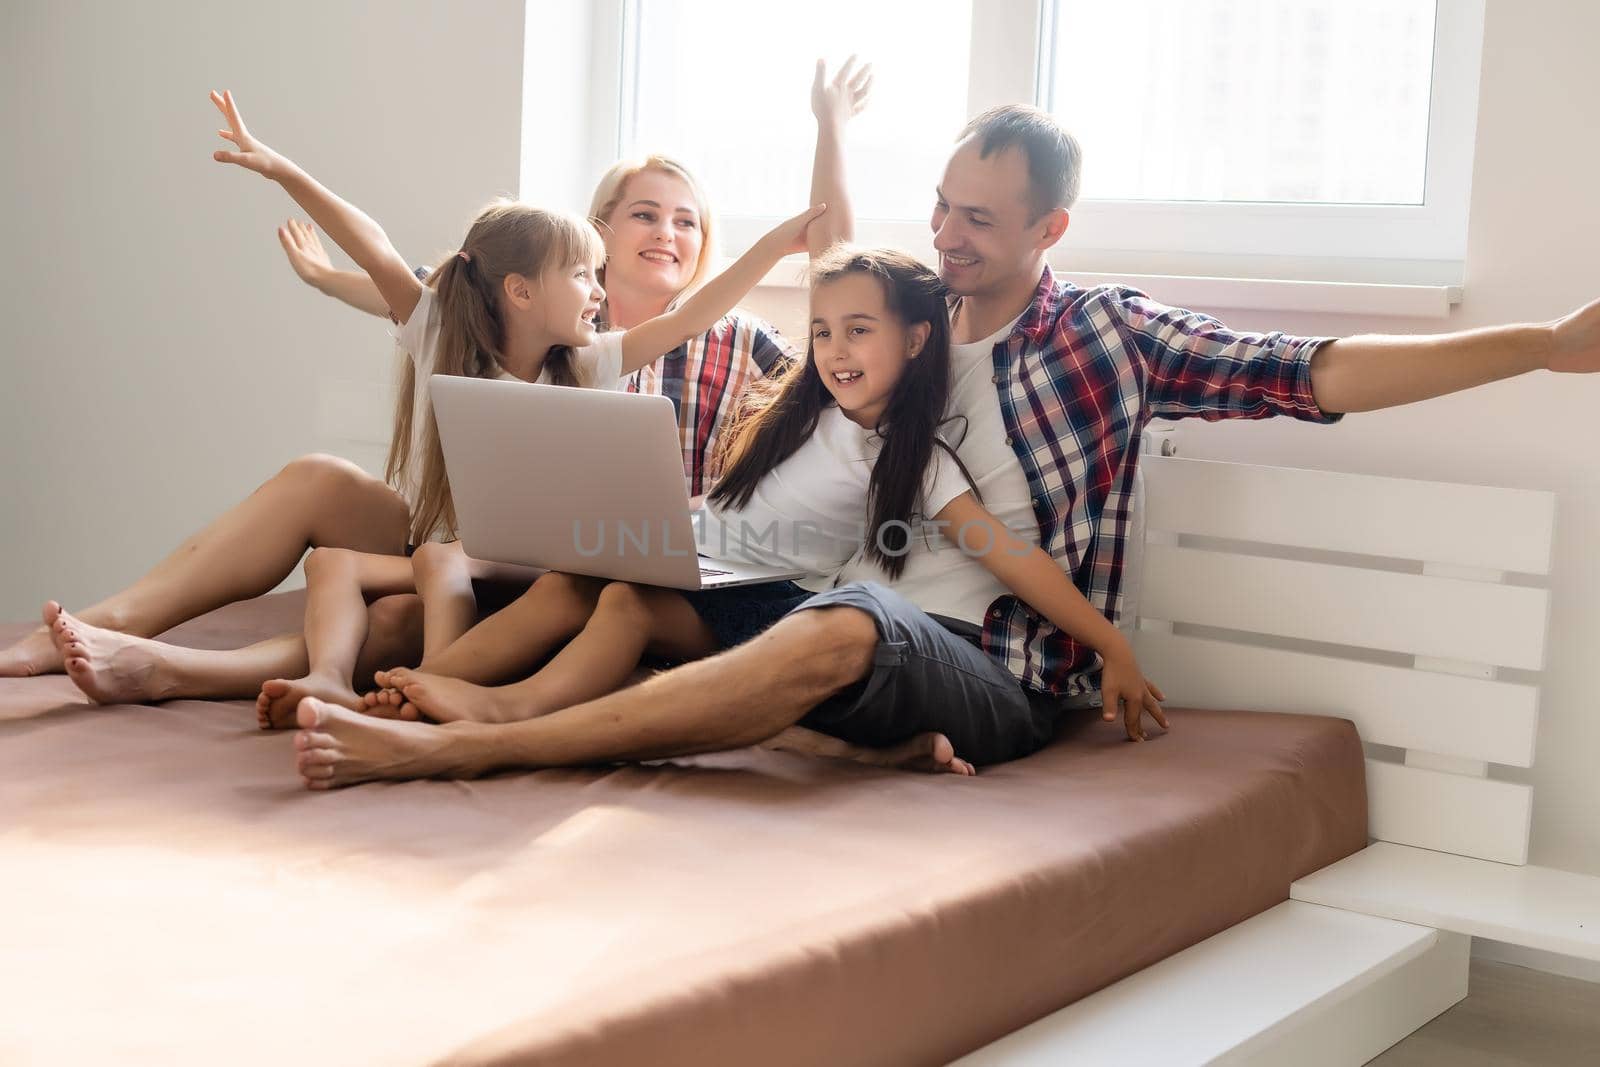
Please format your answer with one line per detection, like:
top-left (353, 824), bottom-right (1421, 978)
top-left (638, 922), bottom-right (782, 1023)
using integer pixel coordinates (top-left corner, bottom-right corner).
top-left (277, 219), bottom-right (333, 285)
top-left (760, 204), bottom-right (829, 258)
top-left (210, 90), bottom-right (286, 179)
top-left (811, 56), bottom-right (873, 127)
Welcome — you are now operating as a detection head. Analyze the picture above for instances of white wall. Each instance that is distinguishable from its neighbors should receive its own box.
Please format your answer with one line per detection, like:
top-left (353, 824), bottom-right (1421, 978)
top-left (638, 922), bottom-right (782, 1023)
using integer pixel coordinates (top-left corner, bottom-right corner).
top-left (0, 0), bottom-right (525, 615)
top-left (744, 0), bottom-right (1600, 878)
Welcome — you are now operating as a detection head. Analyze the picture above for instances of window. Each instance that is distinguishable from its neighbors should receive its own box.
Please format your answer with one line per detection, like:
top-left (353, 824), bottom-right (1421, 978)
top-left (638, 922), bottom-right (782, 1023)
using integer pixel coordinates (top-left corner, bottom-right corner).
top-left (1047, 0), bottom-right (1436, 206)
top-left (600, 0), bottom-right (1485, 285)
top-left (1040, 0), bottom-right (1485, 273)
top-left (623, 0), bottom-right (973, 223)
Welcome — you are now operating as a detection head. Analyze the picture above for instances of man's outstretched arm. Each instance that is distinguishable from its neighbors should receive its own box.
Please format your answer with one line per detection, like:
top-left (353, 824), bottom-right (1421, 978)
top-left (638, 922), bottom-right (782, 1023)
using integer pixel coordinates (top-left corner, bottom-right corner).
top-left (1309, 297), bottom-right (1600, 414)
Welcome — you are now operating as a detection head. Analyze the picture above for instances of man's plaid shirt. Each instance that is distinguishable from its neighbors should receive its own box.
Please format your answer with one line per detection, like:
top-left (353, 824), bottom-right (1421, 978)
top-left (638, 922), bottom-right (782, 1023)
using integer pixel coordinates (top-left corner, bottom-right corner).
top-left (979, 266), bottom-right (1342, 696)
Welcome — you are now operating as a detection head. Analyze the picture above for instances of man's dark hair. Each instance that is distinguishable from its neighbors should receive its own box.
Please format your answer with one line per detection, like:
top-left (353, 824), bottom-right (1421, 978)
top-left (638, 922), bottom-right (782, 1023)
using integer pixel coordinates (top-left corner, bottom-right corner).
top-left (958, 105), bottom-right (1083, 221)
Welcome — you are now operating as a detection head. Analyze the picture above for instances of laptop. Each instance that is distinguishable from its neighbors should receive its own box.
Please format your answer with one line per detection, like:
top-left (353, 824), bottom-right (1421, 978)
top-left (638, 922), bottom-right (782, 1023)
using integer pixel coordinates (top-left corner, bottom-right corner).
top-left (430, 375), bottom-right (806, 590)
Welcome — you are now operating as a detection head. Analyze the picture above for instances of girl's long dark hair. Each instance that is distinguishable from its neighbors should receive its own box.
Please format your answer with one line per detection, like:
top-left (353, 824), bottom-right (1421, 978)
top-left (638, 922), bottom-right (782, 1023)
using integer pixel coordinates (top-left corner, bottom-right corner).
top-left (709, 246), bottom-right (971, 579)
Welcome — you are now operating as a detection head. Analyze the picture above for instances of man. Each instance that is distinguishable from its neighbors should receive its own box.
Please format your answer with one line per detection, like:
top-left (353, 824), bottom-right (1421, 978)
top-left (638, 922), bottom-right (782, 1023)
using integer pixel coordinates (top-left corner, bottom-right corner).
top-left (291, 66), bottom-right (1600, 789)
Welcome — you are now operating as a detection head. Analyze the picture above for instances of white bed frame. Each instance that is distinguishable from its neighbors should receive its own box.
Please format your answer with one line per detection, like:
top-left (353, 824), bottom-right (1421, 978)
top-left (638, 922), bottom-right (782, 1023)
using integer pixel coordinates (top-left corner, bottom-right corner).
top-left (959, 444), bottom-right (1596, 1065)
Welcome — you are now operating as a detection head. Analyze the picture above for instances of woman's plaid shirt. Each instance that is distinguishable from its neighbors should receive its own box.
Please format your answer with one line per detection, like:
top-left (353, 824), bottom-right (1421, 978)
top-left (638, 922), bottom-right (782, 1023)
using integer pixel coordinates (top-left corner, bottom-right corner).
top-left (623, 311), bottom-right (797, 496)
top-left (981, 267), bottom-right (1342, 696)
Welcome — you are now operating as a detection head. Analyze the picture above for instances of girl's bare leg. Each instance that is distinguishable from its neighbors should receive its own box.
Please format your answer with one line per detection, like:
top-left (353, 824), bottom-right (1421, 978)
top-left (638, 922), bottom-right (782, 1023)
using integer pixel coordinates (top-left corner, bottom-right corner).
top-left (369, 571), bottom-right (607, 697)
top-left (2, 453), bottom-right (410, 678)
top-left (44, 595), bottom-right (423, 709)
top-left (256, 549), bottom-right (417, 728)
top-left (408, 541), bottom-right (498, 658)
top-left (382, 583), bottom-right (717, 725)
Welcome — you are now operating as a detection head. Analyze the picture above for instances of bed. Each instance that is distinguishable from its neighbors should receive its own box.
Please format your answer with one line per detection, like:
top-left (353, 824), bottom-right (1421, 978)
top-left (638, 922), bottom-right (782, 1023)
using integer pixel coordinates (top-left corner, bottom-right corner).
top-left (0, 590), bottom-right (1366, 1066)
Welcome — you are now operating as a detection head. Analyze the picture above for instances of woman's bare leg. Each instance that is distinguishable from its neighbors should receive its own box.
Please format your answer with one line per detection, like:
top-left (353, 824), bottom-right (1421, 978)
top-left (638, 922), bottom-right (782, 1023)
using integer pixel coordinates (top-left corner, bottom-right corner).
top-left (382, 583), bottom-right (717, 725)
top-left (2, 453), bottom-right (410, 677)
top-left (44, 595), bottom-right (423, 709)
top-left (256, 548), bottom-right (417, 728)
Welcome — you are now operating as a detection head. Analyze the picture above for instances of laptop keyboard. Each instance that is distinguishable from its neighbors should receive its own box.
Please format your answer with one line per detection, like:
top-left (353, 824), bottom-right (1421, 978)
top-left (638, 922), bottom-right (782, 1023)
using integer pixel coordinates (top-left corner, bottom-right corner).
top-left (698, 565), bottom-right (732, 578)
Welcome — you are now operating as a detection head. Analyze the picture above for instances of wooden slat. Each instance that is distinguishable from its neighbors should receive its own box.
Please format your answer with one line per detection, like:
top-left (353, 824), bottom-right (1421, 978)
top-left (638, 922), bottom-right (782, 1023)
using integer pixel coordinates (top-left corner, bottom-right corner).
top-left (1142, 456), bottom-right (1556, 575)
top-left (1133, 631), bottom-right (1539, 767)
top-left (1365, 760), bottom-right (1533, 865)
top-left (1141, 545), bottom-right (1549, 670)
top-left (1293, 843), bottom-right (1600, 963)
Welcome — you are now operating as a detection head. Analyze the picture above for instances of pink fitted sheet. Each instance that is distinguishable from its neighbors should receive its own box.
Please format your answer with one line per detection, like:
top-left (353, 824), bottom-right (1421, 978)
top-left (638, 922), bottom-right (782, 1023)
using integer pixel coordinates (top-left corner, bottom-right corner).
top-left (0, 594), bottom-right (1366, 1065)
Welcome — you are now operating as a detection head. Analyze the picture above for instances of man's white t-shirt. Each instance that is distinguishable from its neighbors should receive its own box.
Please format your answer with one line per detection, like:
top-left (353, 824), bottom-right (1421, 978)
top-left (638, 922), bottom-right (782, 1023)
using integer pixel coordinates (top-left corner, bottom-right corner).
top-left (697, 406), bottom-right (972, 593)
top-left (834, 311), bottom-right (1041, 624)
top-left (394, 285), bottom-right (626, 518)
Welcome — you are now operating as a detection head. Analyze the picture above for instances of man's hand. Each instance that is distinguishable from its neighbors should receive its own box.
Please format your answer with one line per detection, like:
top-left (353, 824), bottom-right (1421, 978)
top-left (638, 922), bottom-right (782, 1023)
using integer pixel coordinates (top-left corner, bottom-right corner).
top-left (1548, 297), bottom-right (1600, 374)
top-left (1099, 643), bottom-right (1169, 742)
top-left (811, 56), bottom-right (872, 129)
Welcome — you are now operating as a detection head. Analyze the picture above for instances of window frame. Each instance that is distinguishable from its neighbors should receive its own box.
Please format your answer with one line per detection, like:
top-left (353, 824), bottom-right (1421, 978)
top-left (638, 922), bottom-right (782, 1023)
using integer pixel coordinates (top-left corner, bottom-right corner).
top-left (595, 0), bottom-right (1485, 291)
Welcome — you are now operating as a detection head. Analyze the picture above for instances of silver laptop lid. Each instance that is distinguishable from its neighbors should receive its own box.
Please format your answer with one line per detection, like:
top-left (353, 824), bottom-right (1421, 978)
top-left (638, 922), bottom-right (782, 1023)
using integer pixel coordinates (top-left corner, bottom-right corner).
top-left (430, 375), bottom-right (704, 587)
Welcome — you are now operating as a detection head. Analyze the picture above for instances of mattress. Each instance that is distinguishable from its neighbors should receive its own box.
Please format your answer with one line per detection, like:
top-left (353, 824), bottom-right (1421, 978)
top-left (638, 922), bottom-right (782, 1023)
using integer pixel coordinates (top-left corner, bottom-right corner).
top-left (0, 594), bottom-right (1367, 1066)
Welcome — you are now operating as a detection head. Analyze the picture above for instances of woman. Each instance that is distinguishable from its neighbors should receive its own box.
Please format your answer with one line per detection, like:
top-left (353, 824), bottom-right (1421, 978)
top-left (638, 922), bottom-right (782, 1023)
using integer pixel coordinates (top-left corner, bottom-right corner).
top-left (5, 152), bottom-right (807, 697)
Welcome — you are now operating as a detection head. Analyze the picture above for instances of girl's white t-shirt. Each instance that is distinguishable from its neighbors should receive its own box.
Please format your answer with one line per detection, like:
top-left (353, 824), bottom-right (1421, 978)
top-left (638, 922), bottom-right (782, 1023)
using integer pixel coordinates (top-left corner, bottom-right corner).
top-left (393, 285), bottom-right (626, 518)
top-left (696, 405), bottom-right (972, 592)
top-left (833, 312), bottom-right (1040, 624)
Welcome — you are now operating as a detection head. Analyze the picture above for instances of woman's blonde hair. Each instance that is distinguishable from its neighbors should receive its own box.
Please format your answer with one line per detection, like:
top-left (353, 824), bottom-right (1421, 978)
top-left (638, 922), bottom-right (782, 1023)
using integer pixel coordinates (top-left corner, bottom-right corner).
top-left (388, 200), bottom-right (606, 544)
top-left (587, 155), bottom-right (716, 326)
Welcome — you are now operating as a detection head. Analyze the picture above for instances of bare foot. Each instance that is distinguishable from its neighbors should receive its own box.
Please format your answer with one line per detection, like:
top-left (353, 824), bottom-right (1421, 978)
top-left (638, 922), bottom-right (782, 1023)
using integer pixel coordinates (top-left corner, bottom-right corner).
top-left (877, 732), bottom-right (976, 776)
top-left (762, 726), bottom-right (975, 776)
top-left (255, 674), bottom-right (362, 732)
top-left (380, 667), bottom-right (533, 725)
top-left (44, 603), bottom-right (176, 705)
top-left (358, 686), bottom-right (416, 721)
top-left (295, 697), bottom-right (479, 789)
top-left (0, 608), bottom-right (67, 677)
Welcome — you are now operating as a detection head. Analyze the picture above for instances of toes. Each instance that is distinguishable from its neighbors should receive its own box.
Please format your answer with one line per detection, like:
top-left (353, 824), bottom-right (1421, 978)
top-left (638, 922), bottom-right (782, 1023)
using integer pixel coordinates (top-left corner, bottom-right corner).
top-left (41, 601), bottom-right (62, 627)
top-left (296, 730), bottom-right (337, 752)
top-left (398, 702), bottom-right (421, 721)
top-left (298, 750), bottom-right (338, 772)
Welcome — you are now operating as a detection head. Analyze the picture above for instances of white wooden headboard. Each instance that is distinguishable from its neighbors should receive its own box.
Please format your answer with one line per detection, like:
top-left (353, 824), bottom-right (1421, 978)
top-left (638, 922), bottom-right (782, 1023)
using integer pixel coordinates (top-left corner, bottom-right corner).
top-left (1132, 455), bottom-right (1556, 866)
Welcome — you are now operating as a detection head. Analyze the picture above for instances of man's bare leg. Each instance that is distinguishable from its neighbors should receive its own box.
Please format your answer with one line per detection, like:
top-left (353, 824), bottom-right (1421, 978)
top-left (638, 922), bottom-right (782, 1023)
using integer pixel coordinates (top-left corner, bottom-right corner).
top-left (255, 549), bottom-right (416, 728)
top-left (295, 605), bottom-right (973, 788)
top-left (2, 454), bottom-right (409, 677)
top-left (45, 595), bottom-right (422, 707)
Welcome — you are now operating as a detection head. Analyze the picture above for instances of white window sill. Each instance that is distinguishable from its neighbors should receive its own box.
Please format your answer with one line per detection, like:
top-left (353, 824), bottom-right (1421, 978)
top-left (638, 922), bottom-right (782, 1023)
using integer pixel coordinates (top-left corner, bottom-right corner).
top-left (1053, 271), bottom-right (1464, 320)
top-left (752, 257), bottom-right (1463, 320)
